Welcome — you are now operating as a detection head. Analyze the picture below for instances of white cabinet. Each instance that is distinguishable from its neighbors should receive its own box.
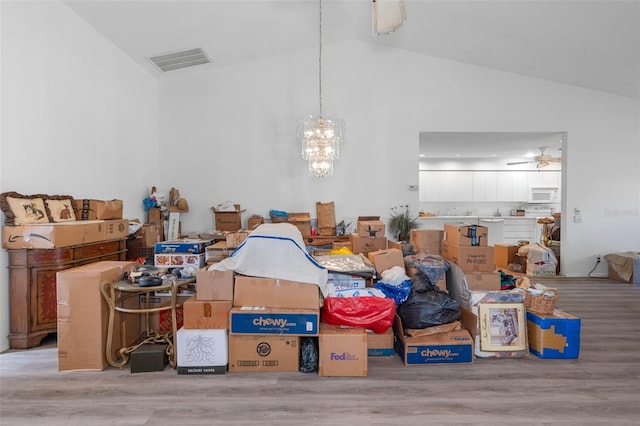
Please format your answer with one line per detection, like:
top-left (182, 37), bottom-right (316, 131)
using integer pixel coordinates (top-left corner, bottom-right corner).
top-left (472, 172), bottom-right (498, 201)
top-left (503, 218), bottom-right (537, 246)
top-left (419, 170), bottom-right (561, 203)
top-left (419, 171), bottom-right (441, 202)
top-left (496, 171), bottom-right (528, 202)
top-left (419, 171), bottom-right (473, 201)
top-left (527, 171), bottom-right (561, 189)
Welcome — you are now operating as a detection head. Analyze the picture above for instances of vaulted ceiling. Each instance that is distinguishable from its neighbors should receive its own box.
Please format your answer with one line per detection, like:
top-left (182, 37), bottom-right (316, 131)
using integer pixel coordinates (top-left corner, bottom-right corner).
top-left (64, 0), bottom-right (639, 99)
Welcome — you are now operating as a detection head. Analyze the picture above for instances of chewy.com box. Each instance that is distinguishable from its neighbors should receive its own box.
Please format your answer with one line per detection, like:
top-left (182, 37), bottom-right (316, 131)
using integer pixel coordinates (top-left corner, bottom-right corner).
top-left (229, 307), bottom-right (319, 336)
top-left (393, 311), bottom-right (474, 365)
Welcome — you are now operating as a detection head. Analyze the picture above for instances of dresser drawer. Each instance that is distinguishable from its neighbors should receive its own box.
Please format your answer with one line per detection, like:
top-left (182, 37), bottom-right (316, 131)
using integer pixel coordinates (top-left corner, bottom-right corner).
top-left (74, 240), bottom-right (124, 259)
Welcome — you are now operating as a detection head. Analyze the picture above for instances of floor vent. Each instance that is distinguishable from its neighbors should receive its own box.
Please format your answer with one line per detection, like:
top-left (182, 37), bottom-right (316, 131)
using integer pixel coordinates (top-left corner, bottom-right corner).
top-left (147, 48), bottom-right (212, 72)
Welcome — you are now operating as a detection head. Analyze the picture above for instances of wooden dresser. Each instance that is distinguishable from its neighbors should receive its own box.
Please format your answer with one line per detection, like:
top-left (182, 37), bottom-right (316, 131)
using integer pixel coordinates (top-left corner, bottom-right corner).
top-left (7, 238), bottom-right (127, 349)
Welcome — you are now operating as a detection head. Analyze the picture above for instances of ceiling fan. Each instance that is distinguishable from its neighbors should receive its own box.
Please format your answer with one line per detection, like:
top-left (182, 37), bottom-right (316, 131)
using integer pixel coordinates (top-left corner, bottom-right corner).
top-left (507, 147), bottom-right (562, 168)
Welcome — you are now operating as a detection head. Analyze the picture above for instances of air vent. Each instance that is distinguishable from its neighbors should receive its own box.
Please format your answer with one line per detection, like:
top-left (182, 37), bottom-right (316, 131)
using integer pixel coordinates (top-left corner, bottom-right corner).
top-left (147, 48), bottom-right (212, 72)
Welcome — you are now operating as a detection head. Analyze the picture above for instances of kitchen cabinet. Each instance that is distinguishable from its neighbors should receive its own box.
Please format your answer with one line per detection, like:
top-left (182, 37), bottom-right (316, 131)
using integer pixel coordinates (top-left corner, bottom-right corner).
top-left (503, 218), bottom-right (537, 246)
top-left (420, 170), bottom-right (560, 202)
top-left (472, 172), bottom-right (498, 201)
top-left (7, 238), bottom-right (127, 349)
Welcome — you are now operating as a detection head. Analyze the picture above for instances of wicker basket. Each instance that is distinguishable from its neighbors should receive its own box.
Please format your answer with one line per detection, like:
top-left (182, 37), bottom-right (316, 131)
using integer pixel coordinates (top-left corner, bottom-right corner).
top-left (525, 288), bottom-right (558, 315)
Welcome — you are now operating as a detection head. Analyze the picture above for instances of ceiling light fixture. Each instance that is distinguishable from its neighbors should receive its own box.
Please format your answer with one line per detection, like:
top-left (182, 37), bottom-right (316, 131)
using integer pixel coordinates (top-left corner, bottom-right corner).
top-left (372, 0), bottom-right (407, 35)
top-left (298, 0), bottom-right (344, 178)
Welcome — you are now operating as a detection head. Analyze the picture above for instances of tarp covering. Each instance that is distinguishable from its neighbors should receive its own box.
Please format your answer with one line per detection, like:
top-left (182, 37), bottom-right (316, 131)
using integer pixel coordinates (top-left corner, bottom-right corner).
top-left (210, 223), bottom-right (329, 296)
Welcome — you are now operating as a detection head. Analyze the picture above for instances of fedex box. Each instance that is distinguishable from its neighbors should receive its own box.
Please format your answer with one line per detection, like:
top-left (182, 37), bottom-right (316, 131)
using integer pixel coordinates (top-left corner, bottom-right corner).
top-left (176, 328), bottom-right (228, 375)
top-left (228, 334), bottom-right (300, 373)
top-left (526, 309), bottom-right (581, 359)
top-left (318, 323), bottom-right (367, 377)
top-left (229, 307), bottom-right (320, 336)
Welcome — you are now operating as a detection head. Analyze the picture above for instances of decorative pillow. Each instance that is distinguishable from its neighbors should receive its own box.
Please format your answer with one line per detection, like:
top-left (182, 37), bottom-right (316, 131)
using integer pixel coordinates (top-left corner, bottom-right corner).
top-left (42, 196), bottom-right (77, 222)
top-left (0, 192), bottom-right (50, 225)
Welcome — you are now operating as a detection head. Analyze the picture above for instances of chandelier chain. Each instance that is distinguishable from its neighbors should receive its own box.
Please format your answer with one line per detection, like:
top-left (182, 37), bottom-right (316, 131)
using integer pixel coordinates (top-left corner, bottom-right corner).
top-left (318, 0), bottom-right (323, 118)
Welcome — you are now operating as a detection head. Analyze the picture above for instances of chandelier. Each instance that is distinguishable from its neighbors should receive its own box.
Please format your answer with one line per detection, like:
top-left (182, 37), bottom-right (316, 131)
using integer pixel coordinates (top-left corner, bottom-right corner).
top-left (298, 0), bottom-right (345, 178)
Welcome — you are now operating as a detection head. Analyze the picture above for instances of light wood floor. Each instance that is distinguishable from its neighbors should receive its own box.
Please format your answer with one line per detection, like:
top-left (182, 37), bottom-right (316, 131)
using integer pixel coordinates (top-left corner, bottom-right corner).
top-left (1, 277), bottom-right (639, 426)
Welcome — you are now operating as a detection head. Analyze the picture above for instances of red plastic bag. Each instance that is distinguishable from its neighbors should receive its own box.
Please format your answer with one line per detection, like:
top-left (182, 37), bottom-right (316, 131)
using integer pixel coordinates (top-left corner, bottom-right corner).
top-left (321, 296), bottom-right (397, 334)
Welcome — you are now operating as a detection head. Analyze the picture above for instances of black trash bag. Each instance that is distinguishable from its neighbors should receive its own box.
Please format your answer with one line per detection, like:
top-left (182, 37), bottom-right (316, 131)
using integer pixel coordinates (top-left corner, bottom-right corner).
top-left (299, 337), bottom-right (319, 373)
top-left (397, 272), bottom-right (461, 329)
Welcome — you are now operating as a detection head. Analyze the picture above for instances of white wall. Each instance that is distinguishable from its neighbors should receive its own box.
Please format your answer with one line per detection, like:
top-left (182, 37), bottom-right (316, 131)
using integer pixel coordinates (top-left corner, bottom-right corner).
top-left (159, 39), bottom-right (639, 276)
top-left (0, 1), bottom-right (159, 351)
top-left (1, 2), bottom-right (639, 352)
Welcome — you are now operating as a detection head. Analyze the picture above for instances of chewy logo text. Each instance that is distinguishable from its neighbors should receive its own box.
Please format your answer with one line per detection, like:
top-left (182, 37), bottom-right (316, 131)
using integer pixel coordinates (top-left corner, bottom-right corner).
top-left (252, 317), bottom-right (288, 328)
top-left (421, 349), bottom-right (452, 358)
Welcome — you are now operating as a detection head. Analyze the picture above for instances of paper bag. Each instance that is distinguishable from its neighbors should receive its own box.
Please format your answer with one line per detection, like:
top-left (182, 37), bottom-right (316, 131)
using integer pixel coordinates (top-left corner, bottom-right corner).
top-left (316, 201), bottom-right (336, 236)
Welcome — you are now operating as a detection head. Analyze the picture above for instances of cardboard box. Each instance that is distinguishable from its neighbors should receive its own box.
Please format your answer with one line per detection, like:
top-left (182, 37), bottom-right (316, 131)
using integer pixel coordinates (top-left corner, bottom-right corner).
top-left (176, 328), bottom-right (228, 375)
top-left (247, 216), bottom-right (265, 230)
top-left (441, 240), bottom-right (495, 272)
top-left (154, 239), bottom-right (213, 254)
top-left (464, 271), bottom-right (501, 291)
top-left (526, 309), bottom-right (581, 359)
top-left (357, 219), bottom-right (385, 238)
top-left (494, 244), bottom-right (520, 269)
top-left (349, 234), bottom-right (387, 254)
top-left (229, 307), bottom-right (319, 336)
top-left (288, 212), bottom-right (311, 237)
top-left (74, 199), bottom-right (123, 220)
top-left (410, 229), bottom-right (444, 255)
top-left (367, 328), bottom-right (394, 357)
top-left (228, 334), bottom-right (300, 373)
top-left (394, 312), bottom-right (474, 365)
top-left (183, 296), bottom-right (232, 329)
top-left (196, 267), bottom-right (234, 301)
top-left (367, 248), bottom-right (405, 274)
top-left (211, 204), bottom-right (245, 232)
top-left (233, 276), bottom-right (320, 310)
top-left (147, 207), bottom-right (162, 224)
top-left (318, 323), bottom-right (367, 377)
top-left (154, 253), bottom-right (205, 269)
top-left (205, 240), bottom-right (234, 263)
top-left (57, 261), bottom-right (139, 372)
top-left (225, 231), bottom-right (249, 248)
top-left (444, 223), bottom-right (489, 247)
top-left (327, 273), bottom-right (366, 291)
top-left (3, 219), bottom-right (128, 249)
top-left (142, 222), bottom-right (162, 246)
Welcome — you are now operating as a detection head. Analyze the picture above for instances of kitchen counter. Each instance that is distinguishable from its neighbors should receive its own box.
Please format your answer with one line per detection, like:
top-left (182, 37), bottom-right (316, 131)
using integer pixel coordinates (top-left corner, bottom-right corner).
top-left (419, 215), bottom-right (543, 220)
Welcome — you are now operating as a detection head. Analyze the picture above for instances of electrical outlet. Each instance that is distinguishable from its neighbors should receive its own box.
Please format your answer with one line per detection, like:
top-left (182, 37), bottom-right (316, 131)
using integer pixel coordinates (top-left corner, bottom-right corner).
top-left (596, 254), bottom-right (602, 262)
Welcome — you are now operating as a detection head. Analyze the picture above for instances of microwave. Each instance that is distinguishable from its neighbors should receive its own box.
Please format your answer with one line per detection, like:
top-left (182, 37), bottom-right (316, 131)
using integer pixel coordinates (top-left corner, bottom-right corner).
top-left (529, 187), bottom-right (559, 203)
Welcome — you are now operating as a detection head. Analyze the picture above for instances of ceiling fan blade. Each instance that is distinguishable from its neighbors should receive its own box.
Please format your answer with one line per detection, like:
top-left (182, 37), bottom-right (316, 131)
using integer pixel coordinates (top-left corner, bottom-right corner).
top-left (507, 161), bottom-right (533, 165)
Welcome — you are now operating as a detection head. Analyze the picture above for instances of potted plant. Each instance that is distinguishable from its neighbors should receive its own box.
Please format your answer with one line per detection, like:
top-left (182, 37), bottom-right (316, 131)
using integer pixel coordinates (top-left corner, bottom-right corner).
top-left (388, 205), bottom-right (419, 242)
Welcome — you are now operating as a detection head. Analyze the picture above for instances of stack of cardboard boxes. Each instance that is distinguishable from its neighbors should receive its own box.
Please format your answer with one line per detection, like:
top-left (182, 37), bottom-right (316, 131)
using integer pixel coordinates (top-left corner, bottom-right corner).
top-left (440, 223), bottom-right (501, 292)
top-left (349, 216), bottom-right (388, 254)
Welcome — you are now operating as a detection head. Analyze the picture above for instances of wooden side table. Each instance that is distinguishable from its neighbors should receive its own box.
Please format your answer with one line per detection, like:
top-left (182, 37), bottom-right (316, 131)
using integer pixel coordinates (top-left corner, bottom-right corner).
top-left (100, 277), bottom-right (193, 369)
